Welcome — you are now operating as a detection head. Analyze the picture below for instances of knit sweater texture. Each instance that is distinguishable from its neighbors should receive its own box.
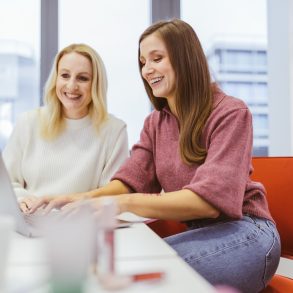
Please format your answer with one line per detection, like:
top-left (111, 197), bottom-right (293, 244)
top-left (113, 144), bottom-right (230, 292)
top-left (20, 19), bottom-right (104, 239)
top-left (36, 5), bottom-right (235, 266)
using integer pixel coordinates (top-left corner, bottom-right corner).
top-left (113, 89), bottom-right (273, 222)
top-left (3, 108), bottom-right (129, 198)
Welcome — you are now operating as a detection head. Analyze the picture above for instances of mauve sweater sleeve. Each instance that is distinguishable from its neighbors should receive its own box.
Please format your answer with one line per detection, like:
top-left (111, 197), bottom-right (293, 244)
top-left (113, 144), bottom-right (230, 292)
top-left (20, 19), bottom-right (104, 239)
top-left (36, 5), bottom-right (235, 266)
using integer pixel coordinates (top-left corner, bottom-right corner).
top-left (112, 114), bottom-right (162, 193)
top-left (183, 106), bottom-right (253, 219)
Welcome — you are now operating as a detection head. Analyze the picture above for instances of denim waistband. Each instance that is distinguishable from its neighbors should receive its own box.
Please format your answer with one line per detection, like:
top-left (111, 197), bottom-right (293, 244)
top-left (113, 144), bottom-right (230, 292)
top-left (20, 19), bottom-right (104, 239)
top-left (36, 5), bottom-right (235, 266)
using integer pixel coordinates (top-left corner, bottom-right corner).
top-left (185, 213), bottom-right (275, 231)
top-left (185, 213), bottom-right (230, 229)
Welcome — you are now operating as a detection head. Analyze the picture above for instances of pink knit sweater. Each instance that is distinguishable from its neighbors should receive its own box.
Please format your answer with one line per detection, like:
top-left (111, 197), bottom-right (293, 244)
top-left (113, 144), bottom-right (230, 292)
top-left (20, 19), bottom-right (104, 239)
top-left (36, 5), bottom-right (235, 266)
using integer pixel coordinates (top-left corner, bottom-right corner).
top-left (113, 89), bottom-right (273, 221)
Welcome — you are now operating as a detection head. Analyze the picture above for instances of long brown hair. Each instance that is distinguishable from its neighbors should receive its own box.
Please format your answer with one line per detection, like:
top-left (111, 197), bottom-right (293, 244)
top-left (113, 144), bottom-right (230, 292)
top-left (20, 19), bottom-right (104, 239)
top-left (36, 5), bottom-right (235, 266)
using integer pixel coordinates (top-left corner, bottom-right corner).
top-left (138, 19), bottom-right (213, 165)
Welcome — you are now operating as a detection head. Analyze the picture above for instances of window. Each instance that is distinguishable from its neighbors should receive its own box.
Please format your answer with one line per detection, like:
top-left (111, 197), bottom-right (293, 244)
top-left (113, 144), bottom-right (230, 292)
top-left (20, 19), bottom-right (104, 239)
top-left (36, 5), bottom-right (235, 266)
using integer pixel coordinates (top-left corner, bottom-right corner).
top-left (0, 0), bottom-right (40, 150)
top-left (59, 0), bottom-right (150, 147)
top-left (181, 0), bottom-right (268, 156)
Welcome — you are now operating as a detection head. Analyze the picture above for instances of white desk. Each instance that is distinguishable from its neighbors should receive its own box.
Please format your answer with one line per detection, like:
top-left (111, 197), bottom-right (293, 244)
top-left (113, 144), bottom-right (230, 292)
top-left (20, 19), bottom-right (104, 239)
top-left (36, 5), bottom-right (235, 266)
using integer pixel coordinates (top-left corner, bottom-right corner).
top-left (276, 257), bottom-right (293, 279)
top-left (116, 223), bottom-right (177, 259)
top-left (8, 223), bottom-right (176, 265)
top-left (6, 223), bottom-right (216, 293)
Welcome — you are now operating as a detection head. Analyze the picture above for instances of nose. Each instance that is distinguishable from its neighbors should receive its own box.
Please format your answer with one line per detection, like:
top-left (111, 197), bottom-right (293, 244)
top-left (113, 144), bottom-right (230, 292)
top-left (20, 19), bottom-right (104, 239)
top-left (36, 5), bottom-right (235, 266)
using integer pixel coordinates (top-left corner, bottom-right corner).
top-left (142, 61), bottom-right (154, 77)
top-left (66, 78), bottom-right (78, 91)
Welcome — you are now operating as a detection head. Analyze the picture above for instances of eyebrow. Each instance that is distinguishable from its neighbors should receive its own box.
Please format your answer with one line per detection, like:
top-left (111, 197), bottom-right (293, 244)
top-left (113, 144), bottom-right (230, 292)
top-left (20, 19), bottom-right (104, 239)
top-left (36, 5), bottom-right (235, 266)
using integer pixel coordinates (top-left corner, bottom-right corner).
top-left (59, 69), bottom-right (92, 76)
top-left (140, 49), bottom-right (165, 60)
top-left (149, 49), bottom-right (164, 54)
top-left (143, 49), bottom-right (165, 56)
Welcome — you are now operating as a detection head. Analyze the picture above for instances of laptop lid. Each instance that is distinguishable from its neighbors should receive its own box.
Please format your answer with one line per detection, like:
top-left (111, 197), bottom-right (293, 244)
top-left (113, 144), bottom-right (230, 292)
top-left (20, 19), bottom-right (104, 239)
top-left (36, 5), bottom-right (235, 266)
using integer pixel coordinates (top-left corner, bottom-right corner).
top-left (0, 153), bottom-right (37, 237)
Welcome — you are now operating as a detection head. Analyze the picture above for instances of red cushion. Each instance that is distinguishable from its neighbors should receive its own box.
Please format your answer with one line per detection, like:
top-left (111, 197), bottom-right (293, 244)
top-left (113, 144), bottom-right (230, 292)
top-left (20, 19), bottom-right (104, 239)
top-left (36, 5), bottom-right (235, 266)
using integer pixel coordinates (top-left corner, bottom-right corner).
top-left (251, 157), bottom-right (293, 257)
top-left (261, 274), bottom-right (293, 293)
top-left (147, 220), bottom-right (187, 238)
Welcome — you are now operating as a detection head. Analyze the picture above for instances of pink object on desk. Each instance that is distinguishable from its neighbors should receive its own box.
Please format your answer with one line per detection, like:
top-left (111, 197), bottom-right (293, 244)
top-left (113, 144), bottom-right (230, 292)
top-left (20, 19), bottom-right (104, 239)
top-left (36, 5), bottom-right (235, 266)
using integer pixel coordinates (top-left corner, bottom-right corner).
top-left (215, 285), bottom-right (241, 293)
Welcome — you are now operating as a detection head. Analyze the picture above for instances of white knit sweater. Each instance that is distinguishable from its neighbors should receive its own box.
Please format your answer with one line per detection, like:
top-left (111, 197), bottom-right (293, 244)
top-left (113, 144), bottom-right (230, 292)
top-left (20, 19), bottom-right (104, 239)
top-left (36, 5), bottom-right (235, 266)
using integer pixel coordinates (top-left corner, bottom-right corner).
top-left (3, 108), bottom-right (129, 198)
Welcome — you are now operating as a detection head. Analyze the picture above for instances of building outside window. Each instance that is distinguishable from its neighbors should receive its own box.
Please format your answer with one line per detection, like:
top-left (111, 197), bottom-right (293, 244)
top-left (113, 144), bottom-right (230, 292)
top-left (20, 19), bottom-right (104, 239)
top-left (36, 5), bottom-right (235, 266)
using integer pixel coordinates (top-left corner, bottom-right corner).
top-left (181, 0), bottom-right (268, 156)
top-left (208, 42), bottom-right (269, 156)
top-left (0, 0), bottom-right (40, 150)
top-left (1, 0), bottom-right (150, 150)
top-left (1, 0), bottom-right (271, 156)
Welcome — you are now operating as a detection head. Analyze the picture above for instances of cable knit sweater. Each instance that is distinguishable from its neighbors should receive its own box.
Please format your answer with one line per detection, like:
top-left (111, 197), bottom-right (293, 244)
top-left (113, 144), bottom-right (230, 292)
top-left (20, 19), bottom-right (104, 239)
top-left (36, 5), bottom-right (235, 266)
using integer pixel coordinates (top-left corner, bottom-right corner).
top-left (3, 108), bottom-right (129, 198)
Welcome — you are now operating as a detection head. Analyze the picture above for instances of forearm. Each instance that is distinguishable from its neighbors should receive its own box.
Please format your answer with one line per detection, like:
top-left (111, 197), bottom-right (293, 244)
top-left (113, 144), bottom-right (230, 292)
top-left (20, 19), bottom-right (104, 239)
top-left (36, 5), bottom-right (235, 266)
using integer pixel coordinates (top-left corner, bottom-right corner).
top-left (84, 179), bottom-right (131, 199)
top-left (120, 189), bottom-right (220, 221)
top-left (27, 179), bottom-right (132, 213)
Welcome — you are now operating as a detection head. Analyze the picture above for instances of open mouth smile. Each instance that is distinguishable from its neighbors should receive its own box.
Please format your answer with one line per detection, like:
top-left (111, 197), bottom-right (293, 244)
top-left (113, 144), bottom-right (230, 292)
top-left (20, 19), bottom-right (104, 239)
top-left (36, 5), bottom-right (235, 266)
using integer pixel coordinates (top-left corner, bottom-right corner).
top-left (64, 92), bottom-right (82, 100)
top-left (150, 76), bottom-right (164, 86)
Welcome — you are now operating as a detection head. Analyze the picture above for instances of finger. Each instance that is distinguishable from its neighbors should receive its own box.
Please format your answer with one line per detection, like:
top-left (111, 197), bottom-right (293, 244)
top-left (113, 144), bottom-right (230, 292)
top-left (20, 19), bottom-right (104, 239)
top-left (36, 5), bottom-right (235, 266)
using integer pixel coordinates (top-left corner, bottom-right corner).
top-left (20, 201), bottom-right (29, 213)
top-left (43, 200), bottom-right (61, 214)
top-left (25, 196), bottom-right (36, 207)
top-left (59, 202), bottom-right (84, 220)
top-left (28, 199), bottom-right (47, 214)
top-left (56, 204), bottom-right (82, 221)
top-left (59, 200), bottom-right (93, 220)
top-left (24, 199), bottom-right (34, 210)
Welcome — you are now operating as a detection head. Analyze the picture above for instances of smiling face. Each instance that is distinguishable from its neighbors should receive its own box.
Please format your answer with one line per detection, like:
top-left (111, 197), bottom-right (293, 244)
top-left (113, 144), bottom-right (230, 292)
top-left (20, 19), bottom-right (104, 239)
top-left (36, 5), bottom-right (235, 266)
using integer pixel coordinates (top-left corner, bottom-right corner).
top-left (139, 33), bottom-right (176, 111)
top-left (56, 52), bottom-right (93, 119)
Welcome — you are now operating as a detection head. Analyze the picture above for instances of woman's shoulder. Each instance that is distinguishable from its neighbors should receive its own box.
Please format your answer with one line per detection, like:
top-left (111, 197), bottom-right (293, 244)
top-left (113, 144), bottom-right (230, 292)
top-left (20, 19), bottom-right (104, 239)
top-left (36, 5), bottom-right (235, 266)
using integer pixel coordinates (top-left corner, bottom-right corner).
top-left (144, 108), bottom-right (167, 124)
top-left (104, 114), bottom-right (127, 129)
top-left (213, 88), bottom-right (249, 113)
top-left (205, 87), bottom-right (253, 130)
top-left (106, 113), bottom-right (126, 125)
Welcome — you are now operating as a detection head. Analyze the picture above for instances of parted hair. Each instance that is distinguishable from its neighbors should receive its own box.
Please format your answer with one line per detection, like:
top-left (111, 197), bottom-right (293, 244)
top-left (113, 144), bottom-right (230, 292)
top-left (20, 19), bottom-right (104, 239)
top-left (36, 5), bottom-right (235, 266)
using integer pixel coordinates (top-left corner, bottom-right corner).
top-left (40, 43), bottom-right (108, 139)
top-left (138, 19), bottom-right (214, 165)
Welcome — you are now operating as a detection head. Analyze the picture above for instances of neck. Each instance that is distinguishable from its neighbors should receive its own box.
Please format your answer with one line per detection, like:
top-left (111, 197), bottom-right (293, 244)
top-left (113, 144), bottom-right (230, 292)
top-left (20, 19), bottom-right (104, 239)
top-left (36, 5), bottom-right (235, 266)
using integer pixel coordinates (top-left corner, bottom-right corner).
top-left (167, 100), bottom-right (177, 117)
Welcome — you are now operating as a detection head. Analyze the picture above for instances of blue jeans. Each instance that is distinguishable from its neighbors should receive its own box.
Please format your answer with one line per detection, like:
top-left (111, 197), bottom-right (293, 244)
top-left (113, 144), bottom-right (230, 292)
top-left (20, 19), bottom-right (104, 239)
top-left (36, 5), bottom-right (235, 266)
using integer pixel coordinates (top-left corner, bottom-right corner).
top-left (165, 215), bottom-right (281, 293)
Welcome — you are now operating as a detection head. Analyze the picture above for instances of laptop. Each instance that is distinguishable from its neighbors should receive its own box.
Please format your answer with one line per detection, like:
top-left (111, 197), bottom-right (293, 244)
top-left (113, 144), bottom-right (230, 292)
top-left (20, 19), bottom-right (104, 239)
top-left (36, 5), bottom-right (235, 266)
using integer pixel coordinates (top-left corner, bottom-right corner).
top-left (0, 153), bottom-right (52, 237)
top-left (0, 151), bottom-right (149, 238)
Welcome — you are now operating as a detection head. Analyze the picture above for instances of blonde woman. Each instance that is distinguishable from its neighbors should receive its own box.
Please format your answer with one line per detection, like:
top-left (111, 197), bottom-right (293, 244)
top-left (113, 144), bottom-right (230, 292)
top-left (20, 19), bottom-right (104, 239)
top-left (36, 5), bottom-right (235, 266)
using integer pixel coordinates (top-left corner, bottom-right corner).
top-left (3, 43), bottom-right (129, 212)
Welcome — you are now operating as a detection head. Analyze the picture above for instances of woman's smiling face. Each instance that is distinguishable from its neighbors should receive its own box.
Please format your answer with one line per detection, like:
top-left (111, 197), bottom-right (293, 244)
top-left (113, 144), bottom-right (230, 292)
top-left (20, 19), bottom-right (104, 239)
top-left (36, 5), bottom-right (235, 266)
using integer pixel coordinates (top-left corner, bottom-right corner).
top-left (56, 52), bottom-right (93, 119)
top-left (140, 33), bottom-right (176, 106)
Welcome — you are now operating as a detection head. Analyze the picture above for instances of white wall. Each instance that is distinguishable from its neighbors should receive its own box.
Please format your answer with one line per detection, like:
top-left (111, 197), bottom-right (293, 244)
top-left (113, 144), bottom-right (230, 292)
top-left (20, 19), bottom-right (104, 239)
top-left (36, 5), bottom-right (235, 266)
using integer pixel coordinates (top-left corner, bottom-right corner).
top-left (267, 0), bottom-right (293, 155)
top-left (59, 0), bottom-right (151, 148)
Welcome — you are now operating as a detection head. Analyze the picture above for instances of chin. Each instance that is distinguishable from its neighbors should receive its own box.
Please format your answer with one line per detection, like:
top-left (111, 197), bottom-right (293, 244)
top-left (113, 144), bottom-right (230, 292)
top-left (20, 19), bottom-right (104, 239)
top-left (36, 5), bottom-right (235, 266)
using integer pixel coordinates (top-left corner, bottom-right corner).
top-left (153, 90), bottom-right (165, 97)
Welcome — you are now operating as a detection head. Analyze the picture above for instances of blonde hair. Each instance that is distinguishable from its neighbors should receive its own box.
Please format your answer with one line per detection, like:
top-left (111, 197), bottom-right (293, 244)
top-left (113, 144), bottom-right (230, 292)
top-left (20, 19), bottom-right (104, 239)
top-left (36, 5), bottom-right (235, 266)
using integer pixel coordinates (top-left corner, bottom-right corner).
top-left (40, 43), bottom-right (108, 139)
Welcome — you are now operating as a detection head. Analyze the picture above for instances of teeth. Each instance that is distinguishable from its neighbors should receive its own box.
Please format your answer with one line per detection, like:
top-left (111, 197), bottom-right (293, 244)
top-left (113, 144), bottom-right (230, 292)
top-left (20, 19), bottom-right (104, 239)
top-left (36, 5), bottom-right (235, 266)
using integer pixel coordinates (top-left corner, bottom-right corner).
top-left (150, 77), bottom-right (163, 84)
top-left (66, 93), bottom-right (80, 99)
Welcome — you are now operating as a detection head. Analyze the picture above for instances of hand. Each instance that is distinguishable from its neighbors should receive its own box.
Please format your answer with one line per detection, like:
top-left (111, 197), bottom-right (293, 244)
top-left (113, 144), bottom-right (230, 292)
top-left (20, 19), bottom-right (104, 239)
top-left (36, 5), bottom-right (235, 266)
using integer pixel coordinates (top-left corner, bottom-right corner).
top-left (19, 196), bottom-right (39, 213)
top-left (60, 199), bottom-right (102, 218)
top-left (28, 194), bottom-right (83, 214)
top-left (61, 195), bottom-right (126, 218)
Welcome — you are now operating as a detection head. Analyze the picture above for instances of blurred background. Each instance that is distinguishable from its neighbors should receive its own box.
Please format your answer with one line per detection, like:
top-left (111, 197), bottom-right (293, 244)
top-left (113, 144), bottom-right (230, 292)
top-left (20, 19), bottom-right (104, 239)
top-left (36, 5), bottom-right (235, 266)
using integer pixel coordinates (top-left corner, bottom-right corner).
top-left (0, 0), bottom-right (292, 157)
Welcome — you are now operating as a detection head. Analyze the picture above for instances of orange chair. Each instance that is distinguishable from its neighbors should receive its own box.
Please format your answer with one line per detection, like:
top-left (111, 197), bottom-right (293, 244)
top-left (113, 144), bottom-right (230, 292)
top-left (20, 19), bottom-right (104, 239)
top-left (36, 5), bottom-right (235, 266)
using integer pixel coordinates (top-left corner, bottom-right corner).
top-left (148, 157), bottom-right (293, 292)
top-left (251, 157), bottom-right (293, 293)
top-left (147, 219), bottom-right (187, 238)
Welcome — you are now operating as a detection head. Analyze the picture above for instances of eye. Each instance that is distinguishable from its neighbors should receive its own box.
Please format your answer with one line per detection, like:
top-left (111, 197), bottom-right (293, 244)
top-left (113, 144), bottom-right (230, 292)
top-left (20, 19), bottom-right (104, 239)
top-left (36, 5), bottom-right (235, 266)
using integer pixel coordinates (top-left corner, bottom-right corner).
top-left (60, 73), bottom-right (70, 79)
top-left (78, 75), bottom-right (90, 82)
top-left (153, 56), bottom-right (162, 63)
